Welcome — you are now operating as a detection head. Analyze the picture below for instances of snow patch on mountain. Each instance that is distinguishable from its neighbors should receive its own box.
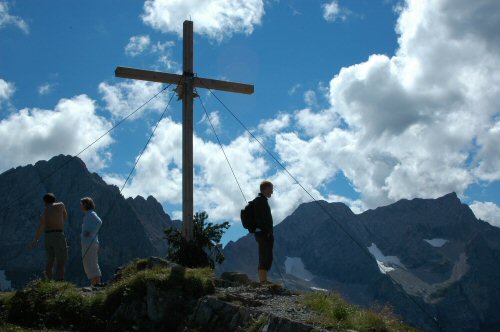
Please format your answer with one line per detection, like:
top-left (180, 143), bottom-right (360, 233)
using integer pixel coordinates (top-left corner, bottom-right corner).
top-left (424, 238), bottom-right (449, 247)
top-left (367, 243), bottom-right (405, 274)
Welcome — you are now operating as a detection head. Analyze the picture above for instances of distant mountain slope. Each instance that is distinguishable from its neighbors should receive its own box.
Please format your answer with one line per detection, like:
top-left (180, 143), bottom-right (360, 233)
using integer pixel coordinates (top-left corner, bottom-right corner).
top-left (127, 195), bottom-right (181, 256)
top-left (0, 155), bottom-right (176, 288)
top-left (219, 193), bottom-right (500, 332)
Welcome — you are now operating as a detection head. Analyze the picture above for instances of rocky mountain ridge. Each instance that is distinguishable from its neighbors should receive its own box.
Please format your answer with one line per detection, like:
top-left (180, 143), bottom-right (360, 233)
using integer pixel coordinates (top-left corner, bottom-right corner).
top-left (1, 156), bottom-right (498, 331)
top-left (0, 155), bottom-right (177, 288)
top-left (220, 193), bottom-right (500, 332)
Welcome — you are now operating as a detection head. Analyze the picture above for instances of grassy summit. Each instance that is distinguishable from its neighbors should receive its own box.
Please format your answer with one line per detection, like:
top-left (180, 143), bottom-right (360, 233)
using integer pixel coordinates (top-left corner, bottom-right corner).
top-left (0, 258), bottom-right (418, 331)
top-left (0, 258), bottom-right (214, 331)
top-left (303, 292), bottom-right (419, 332)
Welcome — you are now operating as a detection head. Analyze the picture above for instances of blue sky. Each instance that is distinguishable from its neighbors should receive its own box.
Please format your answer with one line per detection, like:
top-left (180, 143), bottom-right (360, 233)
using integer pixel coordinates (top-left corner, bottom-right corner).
top-left (1, 0), bottom-right (500, 245)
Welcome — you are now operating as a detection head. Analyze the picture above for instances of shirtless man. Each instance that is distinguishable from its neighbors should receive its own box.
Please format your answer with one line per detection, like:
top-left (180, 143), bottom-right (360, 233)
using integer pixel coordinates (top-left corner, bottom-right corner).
top-left (31, 193), bottom-right (68, 281)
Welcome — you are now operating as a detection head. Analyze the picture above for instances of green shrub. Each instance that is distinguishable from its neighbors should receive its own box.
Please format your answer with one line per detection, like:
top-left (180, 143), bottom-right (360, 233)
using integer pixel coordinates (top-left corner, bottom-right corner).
top-left (165, 211), bottom-right (229, 268)
top-left (7, 280), bottom-right (89, 330)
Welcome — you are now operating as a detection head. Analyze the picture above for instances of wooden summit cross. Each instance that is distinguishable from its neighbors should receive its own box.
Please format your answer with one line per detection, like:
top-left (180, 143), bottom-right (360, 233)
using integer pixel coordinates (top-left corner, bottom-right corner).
top-left (115, 20), bottom-right (254, 241)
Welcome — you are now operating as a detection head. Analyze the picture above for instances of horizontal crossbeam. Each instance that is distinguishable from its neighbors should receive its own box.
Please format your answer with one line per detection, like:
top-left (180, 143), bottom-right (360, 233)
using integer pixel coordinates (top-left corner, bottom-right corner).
top-left (115, 67), bottom-right (254, 95)
top-left (115, 67), bottom-right (182, 85)
top-left (194, 77), bottom-right (254, 95)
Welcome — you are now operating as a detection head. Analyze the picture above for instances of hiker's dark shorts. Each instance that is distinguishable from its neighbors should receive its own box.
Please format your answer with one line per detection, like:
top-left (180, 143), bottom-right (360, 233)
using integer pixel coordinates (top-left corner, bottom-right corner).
top-left (255, 232), bottom-right (274, 271)
top-left (44, 232), bottom-right (68, 263)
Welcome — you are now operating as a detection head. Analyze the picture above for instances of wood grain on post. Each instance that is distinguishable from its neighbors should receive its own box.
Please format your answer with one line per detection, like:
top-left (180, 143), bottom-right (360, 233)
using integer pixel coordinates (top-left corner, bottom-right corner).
top-left (182, 20), bottom-right (194, 242)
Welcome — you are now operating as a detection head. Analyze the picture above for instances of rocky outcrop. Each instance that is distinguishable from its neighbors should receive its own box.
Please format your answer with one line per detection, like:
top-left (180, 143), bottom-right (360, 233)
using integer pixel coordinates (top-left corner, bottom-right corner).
top-left (127, 195), bottom-right (180, 256)
top-left (220, 193), bottom-right (500, 331)
top-left (107, 271), bottom-right (195, 331)
top-left (0, 155), bottom-right (174, 288)
top-left (190, 295), bottom-right (325, 332)
top-left (106, 258), bottom-right (331, 332)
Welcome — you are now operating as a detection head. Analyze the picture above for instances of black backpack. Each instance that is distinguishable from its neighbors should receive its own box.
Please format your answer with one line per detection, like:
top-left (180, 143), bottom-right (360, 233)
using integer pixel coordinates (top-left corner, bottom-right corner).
top-left (240, 199), bottom-right (257, 233)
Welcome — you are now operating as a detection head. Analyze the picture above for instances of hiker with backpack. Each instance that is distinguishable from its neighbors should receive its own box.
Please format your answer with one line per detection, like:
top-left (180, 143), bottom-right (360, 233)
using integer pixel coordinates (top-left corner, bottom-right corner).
top-left (241, 181), bottom-right (274, 284)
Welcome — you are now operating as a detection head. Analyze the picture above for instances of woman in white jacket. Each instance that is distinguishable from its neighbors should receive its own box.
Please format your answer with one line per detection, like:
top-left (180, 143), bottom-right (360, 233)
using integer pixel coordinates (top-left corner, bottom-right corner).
top-left (80, 197), bottom-right (103, 287)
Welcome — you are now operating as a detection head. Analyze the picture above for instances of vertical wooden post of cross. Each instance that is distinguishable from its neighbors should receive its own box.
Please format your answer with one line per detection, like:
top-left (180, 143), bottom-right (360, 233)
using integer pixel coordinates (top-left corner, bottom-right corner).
top-left (182, 21), bottom-right (194, 241)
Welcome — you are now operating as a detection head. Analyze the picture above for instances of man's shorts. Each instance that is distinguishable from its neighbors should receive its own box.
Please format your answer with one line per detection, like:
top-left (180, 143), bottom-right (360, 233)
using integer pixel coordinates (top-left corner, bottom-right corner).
top-left (44, 232), bottom-right (68, 263)
top-left (255, 232), bottom-right (274, 271)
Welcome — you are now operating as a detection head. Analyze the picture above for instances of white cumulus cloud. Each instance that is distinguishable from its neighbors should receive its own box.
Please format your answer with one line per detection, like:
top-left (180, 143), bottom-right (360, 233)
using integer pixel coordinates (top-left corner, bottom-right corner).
top-left (303, 90), bottom-right (318, 107)
top-left (200, 110), bottom-right (221, 133)
top-left (284, 0), bottom-right (500, 208)
top-left (38, 83), bottom-right (54, 95)
top-left (258, 113), bottom-right (291, 137)
top-left (98, 80), bottom-right (172, 120)
top-left (473, 120), bottom-right (500, 181)
top-left (105, 114), bottom-right (363, 224)
top-left (0, 78), bottom-right (15, 105)
top-left (322, 1), bottom-right (346, 22)
top-left (113, 117), bottom-right (269, 221)
top-left (123, 35), bottom-right (180, 72)
top-left (295, 108), bottom-right (339, 137)
top-left (141, 0), bottom-right (265, 42)
top-left (470, 201), bottom-right (500, 228)
top-left (0, 0), bottom-right (28, 33)
top-left (0, 95), bottom-right (113, 172)
top-left (125, 35), bottom-right (151, 57)
top-left (153, 41), bottom-right (180, 72)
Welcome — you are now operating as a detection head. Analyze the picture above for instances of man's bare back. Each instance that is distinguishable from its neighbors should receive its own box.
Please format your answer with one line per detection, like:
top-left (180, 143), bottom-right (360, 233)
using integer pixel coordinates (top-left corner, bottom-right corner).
top-left (32, 193), bottom-right (69, 281)
top-left (43, 203), bottom-right (67, 230)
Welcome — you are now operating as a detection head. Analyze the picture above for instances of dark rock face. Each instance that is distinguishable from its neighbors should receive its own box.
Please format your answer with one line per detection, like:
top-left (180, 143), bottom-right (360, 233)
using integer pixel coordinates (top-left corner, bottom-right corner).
top-left (0, 155), bottom-right (174, 287)
top-left (220, 193), bottom-right (500, 332)
top-left (127, 195), bottom-right (180, 257)
top-left (107, 279), bottom-right (192, 332)
top-left (190, 280), bottom-right (330, 332)
top-left (190, 296), bottom-right (323, 332)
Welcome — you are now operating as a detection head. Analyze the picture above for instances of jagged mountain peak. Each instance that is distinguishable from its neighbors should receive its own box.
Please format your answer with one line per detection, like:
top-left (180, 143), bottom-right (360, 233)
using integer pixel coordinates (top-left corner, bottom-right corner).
top-left (36, 154), bottom-right (79, 164)
top-left (0, 156), bottom-right (175, 288)
top-left (365, 192), bottom-right (461, 214)
top-left (34, 155), bottom-right (89, 175)
top-left (279, 200), bottom-right (354, 227)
